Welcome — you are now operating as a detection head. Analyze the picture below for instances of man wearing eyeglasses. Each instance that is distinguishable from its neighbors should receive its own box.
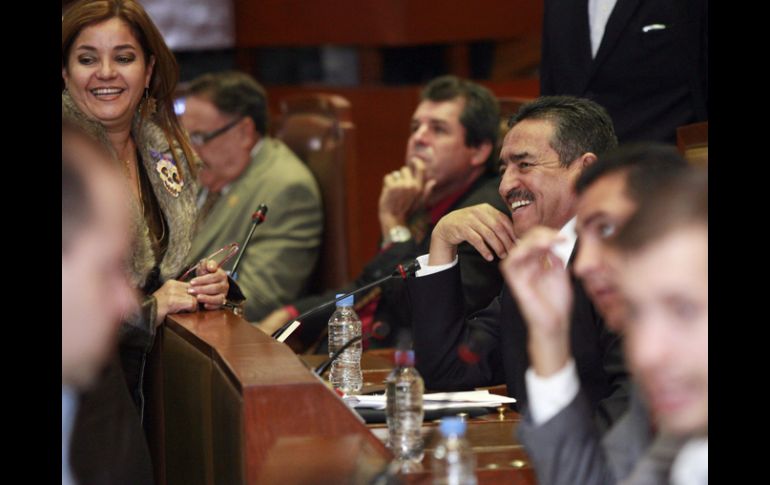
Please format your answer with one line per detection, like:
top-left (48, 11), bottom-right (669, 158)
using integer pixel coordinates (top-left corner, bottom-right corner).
top-left (180, 71), bottom-right (322, 322)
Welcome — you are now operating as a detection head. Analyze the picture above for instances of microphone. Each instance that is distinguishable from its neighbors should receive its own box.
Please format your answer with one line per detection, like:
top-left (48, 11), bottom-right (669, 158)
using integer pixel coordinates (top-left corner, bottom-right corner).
top-left (230, 204), bottom-right (268, 280)
top-left (271, 259), bottom-right (422, 340)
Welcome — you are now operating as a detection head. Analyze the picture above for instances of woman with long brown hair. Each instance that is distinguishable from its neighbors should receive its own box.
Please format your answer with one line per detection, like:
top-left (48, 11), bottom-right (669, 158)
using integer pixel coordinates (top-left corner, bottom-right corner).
top-left (62, 1), bottom-right (230, 482)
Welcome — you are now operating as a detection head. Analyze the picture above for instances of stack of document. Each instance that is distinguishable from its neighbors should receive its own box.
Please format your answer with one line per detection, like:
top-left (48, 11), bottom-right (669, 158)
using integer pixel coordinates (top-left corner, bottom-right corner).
top-left (344, 390), bottom-right (516, 411)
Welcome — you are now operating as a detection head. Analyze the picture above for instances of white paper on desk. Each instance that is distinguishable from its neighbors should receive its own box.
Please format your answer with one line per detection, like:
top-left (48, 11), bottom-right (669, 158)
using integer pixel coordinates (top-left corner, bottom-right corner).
top-left (344, 390), bottom-right (515, 410)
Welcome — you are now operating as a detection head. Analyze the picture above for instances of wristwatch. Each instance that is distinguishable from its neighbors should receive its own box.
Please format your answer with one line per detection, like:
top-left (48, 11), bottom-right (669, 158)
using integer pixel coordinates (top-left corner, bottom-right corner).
top-left (383, 225), bottom-right (412, 245)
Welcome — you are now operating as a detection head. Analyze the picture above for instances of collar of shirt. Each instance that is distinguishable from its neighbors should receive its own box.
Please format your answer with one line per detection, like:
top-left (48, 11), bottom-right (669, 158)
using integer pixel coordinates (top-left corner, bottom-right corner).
top-left (670, 438), bottom-right (708, 485)
top-left (427, 180), bottom-right (474, 225)
top-left (552, 217), bottom-right (578, 269)
top-left (588, 0), bottom-right (619, 58)
top-left (248, 137), bottom-right (265, 160)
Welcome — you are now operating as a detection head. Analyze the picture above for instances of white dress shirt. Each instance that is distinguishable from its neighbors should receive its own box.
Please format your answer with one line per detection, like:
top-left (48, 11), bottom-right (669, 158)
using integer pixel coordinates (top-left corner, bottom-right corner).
top-left (588, 0), bottom-right (619, 58)
top-left (670, 438), bottom-right (708, 485)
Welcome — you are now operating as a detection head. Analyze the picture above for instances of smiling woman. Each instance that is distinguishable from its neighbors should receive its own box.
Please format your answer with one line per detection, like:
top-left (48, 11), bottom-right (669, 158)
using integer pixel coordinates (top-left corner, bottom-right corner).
top-left (63, 17), bottom-right (155, 132)
top-left (61, 1), bottom-right (233, 483)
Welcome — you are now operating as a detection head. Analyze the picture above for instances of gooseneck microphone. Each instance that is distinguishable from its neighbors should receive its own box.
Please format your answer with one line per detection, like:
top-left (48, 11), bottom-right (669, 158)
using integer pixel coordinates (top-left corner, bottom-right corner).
top-left (270, 259), bottom-right (422, 340)
top-left (230, 203), bottom-right (268, 280)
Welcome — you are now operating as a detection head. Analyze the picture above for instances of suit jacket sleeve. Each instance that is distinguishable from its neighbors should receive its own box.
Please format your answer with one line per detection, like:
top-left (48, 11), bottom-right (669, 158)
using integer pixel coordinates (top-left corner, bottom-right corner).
top-left (518, 390), bottom-right (616, 485)
top-left (594, 315), bottom-right (633, 434)
top-left (238, 179), bottom-right (323, 321)
top-left (408, 262), bottom-right (506, 390)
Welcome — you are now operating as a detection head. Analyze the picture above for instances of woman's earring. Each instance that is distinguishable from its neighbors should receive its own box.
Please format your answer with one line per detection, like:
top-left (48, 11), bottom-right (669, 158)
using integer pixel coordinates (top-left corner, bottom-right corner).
top-left (143, 87), bottom-right (157, 116)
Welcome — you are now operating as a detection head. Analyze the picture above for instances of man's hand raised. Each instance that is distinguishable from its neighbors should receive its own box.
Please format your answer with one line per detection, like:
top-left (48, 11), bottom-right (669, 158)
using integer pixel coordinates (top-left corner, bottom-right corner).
top-left (429, 203), bottom-right (516, 265)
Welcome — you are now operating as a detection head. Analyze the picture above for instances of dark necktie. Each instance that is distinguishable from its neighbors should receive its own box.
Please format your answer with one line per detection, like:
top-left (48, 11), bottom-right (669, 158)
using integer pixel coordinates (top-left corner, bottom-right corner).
top-left (408, 207), bottom-right (431, 244)
top-left (197, 190), bottom-right (221, 226)
top-left (620, 433), bottom-right (688, 485)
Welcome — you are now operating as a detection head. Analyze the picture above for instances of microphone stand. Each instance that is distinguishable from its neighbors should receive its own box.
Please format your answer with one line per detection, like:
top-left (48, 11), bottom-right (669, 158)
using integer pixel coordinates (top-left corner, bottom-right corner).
top-left (270, 260), bottom-right (421, 340)
top-left (230, 203), bottom-right (268, 280)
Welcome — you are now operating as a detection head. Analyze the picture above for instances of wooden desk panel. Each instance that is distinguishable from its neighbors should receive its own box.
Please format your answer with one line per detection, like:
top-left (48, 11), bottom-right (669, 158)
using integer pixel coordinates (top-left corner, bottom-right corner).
top-left (151, 311), bottom-right (536, 483)
top-left (304, 350), bottom-right (536, 483)
top-left (154, 310), bottom-right (391, 484)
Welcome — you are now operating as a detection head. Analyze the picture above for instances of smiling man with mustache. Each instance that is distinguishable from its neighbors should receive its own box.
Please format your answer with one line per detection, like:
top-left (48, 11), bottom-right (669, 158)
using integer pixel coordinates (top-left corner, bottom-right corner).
top-left (408, 96), bottom-right (632, 432)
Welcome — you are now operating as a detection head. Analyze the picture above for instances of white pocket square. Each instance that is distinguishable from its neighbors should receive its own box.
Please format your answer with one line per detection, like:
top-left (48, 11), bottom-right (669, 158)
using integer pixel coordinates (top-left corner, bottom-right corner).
top-left (642, 23), bottom-right (667, 33)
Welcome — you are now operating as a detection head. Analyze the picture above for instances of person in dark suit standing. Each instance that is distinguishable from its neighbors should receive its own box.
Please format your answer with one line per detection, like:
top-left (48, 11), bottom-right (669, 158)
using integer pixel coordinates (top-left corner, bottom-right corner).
top-left (408, 96), bottom-right (630, 432)
top-left (540, 0), bottom-right (708, 143)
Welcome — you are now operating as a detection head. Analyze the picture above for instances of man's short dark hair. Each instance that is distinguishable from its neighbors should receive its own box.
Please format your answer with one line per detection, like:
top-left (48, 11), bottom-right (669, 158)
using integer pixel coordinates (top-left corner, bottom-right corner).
top-left (187, 71), bottom-right (269, 135)
top-left (509, 95), bottom-right (618, 166)
top-left (612, 168), bottom-right (707, 254)
top-left (575, 143), bottom-right (689, 205)
top-left (421, 75), bottom-right (500, 168)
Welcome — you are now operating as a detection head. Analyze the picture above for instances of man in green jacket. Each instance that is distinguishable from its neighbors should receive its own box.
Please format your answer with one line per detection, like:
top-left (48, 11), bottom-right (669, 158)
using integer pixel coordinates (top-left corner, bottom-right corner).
top-left (181, 71), bottom-right (323, 322)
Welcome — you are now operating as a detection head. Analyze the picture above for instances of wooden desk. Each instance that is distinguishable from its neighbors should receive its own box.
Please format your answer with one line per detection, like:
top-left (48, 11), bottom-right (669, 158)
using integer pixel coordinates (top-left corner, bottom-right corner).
top-left (148, 311), bottom-right (535, 484)
top-left (148, 310), bottom-right (390, 484)
top-left (300, 351), bottom-right (537, 484)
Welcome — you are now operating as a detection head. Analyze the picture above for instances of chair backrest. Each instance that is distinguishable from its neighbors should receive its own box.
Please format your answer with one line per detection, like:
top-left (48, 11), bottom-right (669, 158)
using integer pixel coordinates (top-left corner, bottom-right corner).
top-left (274, 94), bottom-right (356, 293)
top-left (676, 121), bottom-right (708, 168)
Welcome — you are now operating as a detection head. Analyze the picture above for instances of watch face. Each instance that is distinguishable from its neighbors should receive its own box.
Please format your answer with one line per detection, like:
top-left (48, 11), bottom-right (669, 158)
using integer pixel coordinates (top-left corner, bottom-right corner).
top-left (389, 226), bottom-right (412, 243)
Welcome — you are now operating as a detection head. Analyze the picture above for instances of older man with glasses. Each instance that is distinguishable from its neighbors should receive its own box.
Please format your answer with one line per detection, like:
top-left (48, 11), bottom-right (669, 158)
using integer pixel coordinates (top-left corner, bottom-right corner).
top-left (180, 70), bottom-right (323, 322)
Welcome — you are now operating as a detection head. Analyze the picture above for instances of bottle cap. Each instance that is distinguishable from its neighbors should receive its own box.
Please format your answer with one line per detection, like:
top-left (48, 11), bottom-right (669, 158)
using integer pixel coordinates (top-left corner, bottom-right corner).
top-left (394, 350), bottom-right (415, 366)
top-left (439, 416), bottom-right (467, 436)
top-left (335, 293), bottom-right (354, 307)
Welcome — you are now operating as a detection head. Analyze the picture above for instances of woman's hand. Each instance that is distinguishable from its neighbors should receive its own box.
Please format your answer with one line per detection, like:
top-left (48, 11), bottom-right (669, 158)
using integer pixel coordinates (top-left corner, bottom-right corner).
top-left (153, 280), bottom-right (197, 326)
top-left (188, 259), bottom-right (230, 310)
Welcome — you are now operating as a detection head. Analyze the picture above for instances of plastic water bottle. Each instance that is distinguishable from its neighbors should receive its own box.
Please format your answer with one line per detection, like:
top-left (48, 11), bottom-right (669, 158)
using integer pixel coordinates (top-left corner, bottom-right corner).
top-left (386, 350), bottom-right (425, 464)
top-left (432, 417), bottom-right (477, 485)
top-left (328, 293), bottom-right (362, 394)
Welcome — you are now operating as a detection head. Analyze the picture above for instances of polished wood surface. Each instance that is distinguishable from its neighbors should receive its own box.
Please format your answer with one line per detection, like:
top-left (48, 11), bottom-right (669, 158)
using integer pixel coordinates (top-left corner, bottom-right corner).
top-left (150, 310), bottom-right (536, 483)
top-left (301, 350), bottom-right (537, 484)
top-left (677, 121), bottom-right (708, 168)
top-left (233, 0), bottom-right (543, 46)
top-left (153, 310), bottom-right (391, 484)
top-left (365, 412), bottom-right (537, 484)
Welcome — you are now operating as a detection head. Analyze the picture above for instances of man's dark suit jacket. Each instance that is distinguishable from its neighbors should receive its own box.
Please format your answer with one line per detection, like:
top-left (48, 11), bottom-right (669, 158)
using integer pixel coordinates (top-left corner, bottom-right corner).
top-left (408, 257), bottom-right (631, 432)
top-left (540, 0), bottom-right (708, 143)
top-left (292, 171), bottom-right (508, 350)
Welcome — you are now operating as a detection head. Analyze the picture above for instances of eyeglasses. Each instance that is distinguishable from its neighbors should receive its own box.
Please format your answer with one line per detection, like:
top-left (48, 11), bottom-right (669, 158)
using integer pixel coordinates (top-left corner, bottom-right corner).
top-left (189, 117), bottom-right (244, 146)
top-left (178, 242), bottom-right (240, 281)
